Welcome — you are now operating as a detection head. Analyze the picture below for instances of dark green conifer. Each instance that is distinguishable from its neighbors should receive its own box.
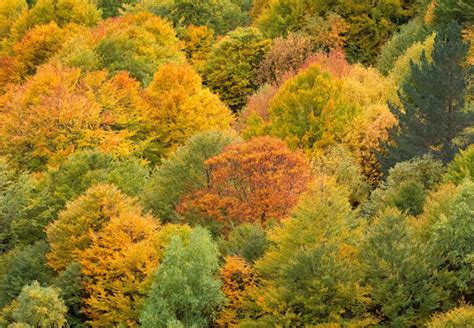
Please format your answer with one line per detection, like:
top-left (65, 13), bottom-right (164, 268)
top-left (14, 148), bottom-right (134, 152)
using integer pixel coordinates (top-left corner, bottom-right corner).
top-left (382, 21), bottom-right (472, 170)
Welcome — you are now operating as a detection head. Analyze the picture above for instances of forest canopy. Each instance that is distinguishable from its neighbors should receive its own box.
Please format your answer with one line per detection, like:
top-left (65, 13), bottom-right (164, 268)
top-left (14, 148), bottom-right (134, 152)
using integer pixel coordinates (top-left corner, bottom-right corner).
top-left (0, 0), bottom-right (472, 327)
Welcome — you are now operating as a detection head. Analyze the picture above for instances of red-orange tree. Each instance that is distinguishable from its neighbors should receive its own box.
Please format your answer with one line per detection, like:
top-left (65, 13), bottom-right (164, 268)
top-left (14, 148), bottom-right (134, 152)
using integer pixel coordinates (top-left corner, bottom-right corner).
top-left (177, 137), bottom-right (311, 231)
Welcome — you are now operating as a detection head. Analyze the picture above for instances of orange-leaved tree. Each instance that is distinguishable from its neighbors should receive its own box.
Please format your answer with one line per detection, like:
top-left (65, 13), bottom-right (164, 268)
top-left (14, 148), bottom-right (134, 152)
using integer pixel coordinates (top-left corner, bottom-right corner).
top-left (46, 184), bottom-right (145, 272)
top-left (177, 137), bottom-right (311, 231)
top-left (79, 206), bottom-right (160, 327)
top-left (0, 63), bottom-right (146, 171)
top-left (216, 256), bottom-right (257, 327)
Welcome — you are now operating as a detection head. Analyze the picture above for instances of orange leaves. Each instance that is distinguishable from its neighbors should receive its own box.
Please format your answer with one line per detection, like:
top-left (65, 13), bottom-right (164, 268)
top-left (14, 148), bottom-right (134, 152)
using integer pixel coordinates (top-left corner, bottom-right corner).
top-left (0, 63), bottom-right (143, 171)
top-left (177, 137), bottom-right (311, 231)
top-left (0, 22), bottom-right (70, 91)
top-left (217, 256), bottom-right (257, 327)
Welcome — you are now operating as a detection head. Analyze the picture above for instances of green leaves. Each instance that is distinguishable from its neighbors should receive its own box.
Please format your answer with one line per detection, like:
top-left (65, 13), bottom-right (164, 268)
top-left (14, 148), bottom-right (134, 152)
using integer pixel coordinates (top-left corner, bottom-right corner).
top-left (140, 227), bottom-right (223, 328)
top-left (383, 21), bottom-right (472, 168)
top-left (10, 281), bottom-right (67, 328)
top-left (203, 27), bottom-right (271, 112)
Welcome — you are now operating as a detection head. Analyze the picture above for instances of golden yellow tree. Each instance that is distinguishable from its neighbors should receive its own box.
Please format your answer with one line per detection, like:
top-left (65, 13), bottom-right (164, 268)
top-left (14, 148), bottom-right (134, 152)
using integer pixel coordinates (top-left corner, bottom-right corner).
top-left (79, 209), bottom-right (160, 327)
top-left (46, 184), bottom-right (142, 272)
top-left (142, 63), bottom-right (233, 161)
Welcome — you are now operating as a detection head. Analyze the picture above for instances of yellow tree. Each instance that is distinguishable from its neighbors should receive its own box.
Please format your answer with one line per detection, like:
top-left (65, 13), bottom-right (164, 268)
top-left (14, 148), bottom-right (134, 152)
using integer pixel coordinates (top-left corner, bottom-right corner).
top-left (142, 63), bottom-right (233, 161)
top-left (46, 184), bottom-right (167, 327)
top-left (6, 0), bottom-right (99, 44)
top-left (57, 12), bottom-right (185, 86)
top-left (46, 184), bottom-right (141, 272)
top-left (79, 208), bottom-right (160, 327)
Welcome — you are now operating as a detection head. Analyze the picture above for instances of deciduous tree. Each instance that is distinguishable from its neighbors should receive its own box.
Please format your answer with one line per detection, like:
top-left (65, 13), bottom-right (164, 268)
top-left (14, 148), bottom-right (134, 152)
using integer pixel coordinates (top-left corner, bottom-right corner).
top-left (58, 12), bottom-right (184, 86)
top-left (46, 184), bottom-right (143, 272)
top-left (203, 27), bottom-right (271, 112)
top-left (142, 130), bottom-right (236, 223)
top-left (79, 206), bottom-right (160, 327)
top-left (177, 137), bottom-right (311, 232)
top-left (9, 281), bottom-right (67, 328)
top-left (138, 0), bottom-right (249, 35)
top-left (0, 64), bottom-right (144, 171)
top-left (143, 63), bottom-right (233, 161)
top-left (140, 227), bottom-right (223, 328)
top-left (245, 178), bottom-right (371, 326)
top-left (216, 256), bottom-right (257, 327)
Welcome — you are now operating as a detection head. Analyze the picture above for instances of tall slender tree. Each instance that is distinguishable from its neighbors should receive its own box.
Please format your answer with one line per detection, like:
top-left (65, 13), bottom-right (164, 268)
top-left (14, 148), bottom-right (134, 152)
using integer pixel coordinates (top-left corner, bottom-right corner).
top-left (382, 21), bottom-right (473, 169)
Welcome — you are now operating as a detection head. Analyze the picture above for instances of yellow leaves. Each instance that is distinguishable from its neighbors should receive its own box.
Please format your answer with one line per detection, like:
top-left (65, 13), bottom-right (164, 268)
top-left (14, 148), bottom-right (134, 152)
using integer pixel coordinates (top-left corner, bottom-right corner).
top-left (0, 63), bottom-right (147, 170)
top-left (46, 184), bottom-right (141, 272)
top-left (389, 33), bottom-right (435, 87)
top-left (143, 63), bottom-right (233, 158)
top-left (79, 211), bottom-right (160, 327)
top-left (427, 305), bottom-right (474, 327)
top-left (343, 104), bottom-right (397, 185)
top-left (46, 184), bottom-right (194, 326)
top-left (181, 25), bottom-right (214, 71)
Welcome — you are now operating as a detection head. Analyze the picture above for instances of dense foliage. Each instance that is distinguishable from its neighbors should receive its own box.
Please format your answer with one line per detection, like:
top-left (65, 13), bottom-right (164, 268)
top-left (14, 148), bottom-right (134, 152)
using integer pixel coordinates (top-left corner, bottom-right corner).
top-left (0, 0), bottom-right (472, 327)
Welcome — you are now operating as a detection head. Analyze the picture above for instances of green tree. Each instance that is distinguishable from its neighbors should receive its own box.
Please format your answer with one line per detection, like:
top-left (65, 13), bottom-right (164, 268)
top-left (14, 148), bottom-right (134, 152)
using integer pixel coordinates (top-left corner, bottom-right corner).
top-left (445, 145), bottom-right (474, 184)
top-left (1, 151), bottom-right (149, 250)
top-left (249, 64), bottom-right (360, 151)
top-left (218, 223), bottom-right (269, 263)
top-left (383, 21), bottom-right (473, 168)
top-left (377, 17), bottom-right (431, 75)
top-left (421, 181), bottom-right (474, 303)
top-left (96, 0), bottom-right (137, 18)
top-left (245, 178), bottom-right (371, 326)
top-left (51, 262), bottom-right (85, 327)
top-left (140, 0), bottom-right (249, 35)
top-left (203, 27), bottom-right (271, 112)
top-left (361, 208), bottom-right (450, 326)
top-left (0, 159), bottom-right (38, 252)
top-left (142, 130), bottom-right (236, 223)
top-left (43, 150), bottom-right (149, 216)
top-left (434, 0), bottom-right (474, 28)
top-left (58, 12), bottom-right (184, 86)
top-left (0, 242), bottom-right (53, 308)
top-left (10, 281), bottom-right (67, 328)
top-left (364, 156), bottom-right (445, 218)
top-left (140, 227), bottom-right (224, 327)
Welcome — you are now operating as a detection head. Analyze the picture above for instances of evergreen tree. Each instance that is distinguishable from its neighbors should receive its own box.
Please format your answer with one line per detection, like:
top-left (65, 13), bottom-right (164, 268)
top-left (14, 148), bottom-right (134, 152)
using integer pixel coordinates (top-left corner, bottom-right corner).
top-left (382, 21), bottom-right (472, 170)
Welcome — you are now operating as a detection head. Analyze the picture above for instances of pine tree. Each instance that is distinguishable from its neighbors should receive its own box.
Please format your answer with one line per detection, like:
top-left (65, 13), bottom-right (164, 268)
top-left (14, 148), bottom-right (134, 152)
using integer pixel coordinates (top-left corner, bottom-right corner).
top-left (382, 21), bottom-right (472, 170)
